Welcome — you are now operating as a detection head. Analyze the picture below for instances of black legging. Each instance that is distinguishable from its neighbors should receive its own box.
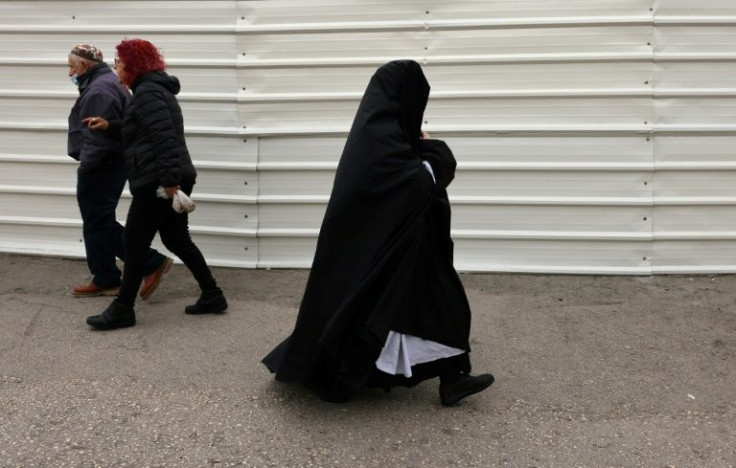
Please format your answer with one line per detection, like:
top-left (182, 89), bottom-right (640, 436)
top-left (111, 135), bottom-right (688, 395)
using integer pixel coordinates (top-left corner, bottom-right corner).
top-left (116, 182), bottom-right (217, 306)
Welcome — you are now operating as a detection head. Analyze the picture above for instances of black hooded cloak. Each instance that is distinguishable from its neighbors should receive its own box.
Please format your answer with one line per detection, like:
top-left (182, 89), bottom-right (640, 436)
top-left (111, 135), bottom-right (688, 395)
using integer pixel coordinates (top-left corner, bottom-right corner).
top-left (262, 60), bottom-right (472, 398)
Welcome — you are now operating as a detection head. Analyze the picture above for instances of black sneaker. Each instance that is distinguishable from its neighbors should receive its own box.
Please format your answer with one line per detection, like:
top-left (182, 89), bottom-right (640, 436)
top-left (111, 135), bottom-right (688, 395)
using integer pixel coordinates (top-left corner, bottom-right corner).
top-left (439, 373), bottom-right (494, 407)
top-left (184, 288), bottom-right (228, 315)
top-left (86, 301), bottom-right (136, 330)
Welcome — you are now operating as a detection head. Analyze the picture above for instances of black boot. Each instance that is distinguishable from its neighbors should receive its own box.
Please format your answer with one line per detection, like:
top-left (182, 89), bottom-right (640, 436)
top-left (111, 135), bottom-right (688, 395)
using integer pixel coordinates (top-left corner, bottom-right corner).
top-left (185, 288), bottom-right (228, 315)
top-left (439, 373), bottom-right (494, 407)
top-left (86, 300), bottom-right (136, 330)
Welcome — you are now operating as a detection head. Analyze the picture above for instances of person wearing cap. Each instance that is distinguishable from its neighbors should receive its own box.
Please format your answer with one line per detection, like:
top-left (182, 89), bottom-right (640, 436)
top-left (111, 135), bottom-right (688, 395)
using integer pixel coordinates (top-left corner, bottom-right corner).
top-left (67, 43), bottom-right (172, 300)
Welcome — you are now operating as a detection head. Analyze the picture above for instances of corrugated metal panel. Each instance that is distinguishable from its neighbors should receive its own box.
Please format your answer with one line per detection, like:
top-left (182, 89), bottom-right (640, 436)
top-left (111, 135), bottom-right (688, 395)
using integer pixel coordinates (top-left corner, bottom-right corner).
top-left (653, 0), bottom-right (736, 272)
top-left (0, 0), bottom-right (734, 273)
top-left (241, 0), bottom-right (656, 273)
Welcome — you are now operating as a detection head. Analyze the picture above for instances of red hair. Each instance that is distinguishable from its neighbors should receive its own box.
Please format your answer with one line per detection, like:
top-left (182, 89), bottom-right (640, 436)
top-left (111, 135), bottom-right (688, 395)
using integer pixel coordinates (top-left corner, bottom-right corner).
top-left (115, 38), bottom-right (166, 86)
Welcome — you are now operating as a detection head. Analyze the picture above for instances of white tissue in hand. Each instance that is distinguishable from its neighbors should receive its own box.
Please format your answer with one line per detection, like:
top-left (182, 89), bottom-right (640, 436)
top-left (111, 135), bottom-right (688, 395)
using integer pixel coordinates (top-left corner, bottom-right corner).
top-left (172, 191), bottom-right (196, 214)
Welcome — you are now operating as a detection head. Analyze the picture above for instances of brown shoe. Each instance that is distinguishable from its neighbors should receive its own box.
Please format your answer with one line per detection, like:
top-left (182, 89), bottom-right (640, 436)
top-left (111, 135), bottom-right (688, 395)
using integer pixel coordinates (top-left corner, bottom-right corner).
top-left (139, 257), bottom-right (173, 300)
top-left (73, 282), bottom-right (120, 298)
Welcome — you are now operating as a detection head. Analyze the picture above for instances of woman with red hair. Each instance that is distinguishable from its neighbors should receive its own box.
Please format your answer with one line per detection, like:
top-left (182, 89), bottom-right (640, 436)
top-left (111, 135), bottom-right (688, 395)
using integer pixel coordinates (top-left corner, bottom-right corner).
top-left (84, 39), bottom-right (227, 330)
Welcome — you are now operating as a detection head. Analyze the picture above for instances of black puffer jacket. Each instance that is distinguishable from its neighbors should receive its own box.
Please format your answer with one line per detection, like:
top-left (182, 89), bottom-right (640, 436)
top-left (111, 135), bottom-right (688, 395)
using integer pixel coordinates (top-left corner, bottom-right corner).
top-left (118, 71), bottom-right (196, 194)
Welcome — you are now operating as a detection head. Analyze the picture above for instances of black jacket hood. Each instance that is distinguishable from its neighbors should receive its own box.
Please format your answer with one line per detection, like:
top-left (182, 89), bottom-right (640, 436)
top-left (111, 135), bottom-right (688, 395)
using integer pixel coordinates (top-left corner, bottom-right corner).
top-left (131, 71), bottom-right (180, 95)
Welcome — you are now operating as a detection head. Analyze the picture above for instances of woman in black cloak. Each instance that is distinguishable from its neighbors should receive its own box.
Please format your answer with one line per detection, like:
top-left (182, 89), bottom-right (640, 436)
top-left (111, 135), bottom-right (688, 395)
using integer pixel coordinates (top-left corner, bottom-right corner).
top-left (262, 60), bottom-right (493, 406)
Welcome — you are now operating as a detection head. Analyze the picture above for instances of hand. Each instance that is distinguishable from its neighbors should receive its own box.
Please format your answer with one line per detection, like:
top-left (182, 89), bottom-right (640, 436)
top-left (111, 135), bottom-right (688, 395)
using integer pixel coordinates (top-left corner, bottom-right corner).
top-left (163, 185), bottom-right (180, 198)
top-left (82, 116), bottom-right (109, 130)
top-left (420, 130), bottom-right (431, 140)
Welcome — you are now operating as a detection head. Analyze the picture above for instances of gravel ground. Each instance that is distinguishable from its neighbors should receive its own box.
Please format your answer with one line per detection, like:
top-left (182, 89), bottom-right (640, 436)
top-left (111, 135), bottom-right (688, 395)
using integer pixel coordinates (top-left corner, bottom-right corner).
top-left (1, 253), bottom-right (735, 468)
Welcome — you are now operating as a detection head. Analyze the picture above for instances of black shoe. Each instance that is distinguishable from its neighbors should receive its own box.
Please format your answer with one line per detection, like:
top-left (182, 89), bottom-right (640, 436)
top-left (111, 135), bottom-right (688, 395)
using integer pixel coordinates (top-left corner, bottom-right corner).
top-left (86, 301), bottom-right (136, 330)
top-left (184, 288), bottom-right (228, 315)
top-left (439, 373), bottom-right (494, 407)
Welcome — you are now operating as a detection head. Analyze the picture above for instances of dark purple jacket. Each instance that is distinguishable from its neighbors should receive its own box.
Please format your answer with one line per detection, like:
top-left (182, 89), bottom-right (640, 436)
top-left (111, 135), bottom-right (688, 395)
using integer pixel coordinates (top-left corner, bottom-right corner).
top-left (67, 63), bottom-right (130, 172)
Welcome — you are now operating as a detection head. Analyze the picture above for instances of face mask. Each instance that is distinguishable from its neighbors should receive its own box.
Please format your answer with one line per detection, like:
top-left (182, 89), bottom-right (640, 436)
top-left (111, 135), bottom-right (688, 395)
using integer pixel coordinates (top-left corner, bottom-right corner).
top-left (70, 75), bottom-right (79, 87)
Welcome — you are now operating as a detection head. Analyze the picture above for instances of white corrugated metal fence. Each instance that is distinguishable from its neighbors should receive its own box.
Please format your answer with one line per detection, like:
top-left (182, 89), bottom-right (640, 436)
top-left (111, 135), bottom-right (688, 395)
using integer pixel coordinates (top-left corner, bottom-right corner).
top-left (0, 0), bottom-right (734, 274)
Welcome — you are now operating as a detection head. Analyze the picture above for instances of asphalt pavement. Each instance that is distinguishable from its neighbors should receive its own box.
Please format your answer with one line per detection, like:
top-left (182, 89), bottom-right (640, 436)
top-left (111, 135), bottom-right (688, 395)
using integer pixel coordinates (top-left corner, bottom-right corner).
top-left (1, 253), bottom-right (735, 467)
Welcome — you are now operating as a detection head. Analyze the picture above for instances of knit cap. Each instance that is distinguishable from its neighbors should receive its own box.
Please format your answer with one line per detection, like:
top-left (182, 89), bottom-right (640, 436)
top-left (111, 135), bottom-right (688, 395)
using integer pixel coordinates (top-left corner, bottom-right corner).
top-left (70, 43), bottom-right (103, 62)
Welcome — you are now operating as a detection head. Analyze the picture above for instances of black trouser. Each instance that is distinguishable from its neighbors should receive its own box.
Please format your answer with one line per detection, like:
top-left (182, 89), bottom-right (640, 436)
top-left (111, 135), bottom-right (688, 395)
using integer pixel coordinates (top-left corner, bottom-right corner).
top-left (116, 182), bottom-right (217, 306)
top-left (76, 164), bottom-right (166, 287)
top-left (367, 352), bottom-right (471, 390)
